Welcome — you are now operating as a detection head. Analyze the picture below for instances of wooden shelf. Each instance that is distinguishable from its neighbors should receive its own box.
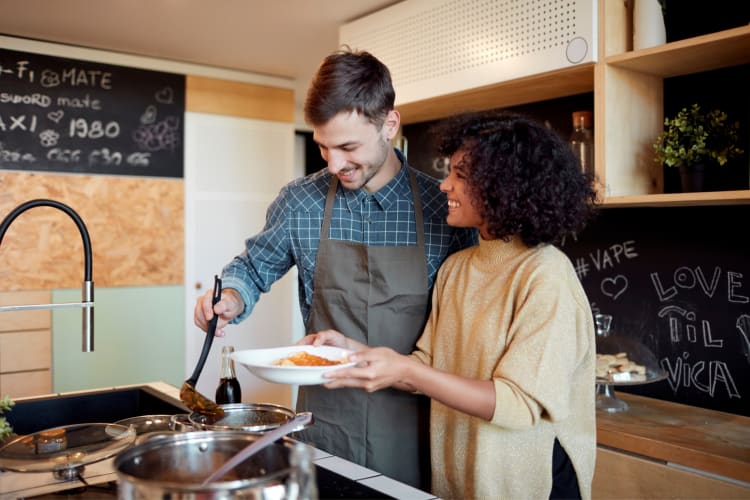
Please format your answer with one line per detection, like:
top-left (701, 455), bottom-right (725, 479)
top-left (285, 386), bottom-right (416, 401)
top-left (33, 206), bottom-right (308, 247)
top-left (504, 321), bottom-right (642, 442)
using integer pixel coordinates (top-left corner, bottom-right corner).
top-left (606, 25), bottom-right (750, 78)
top-left (396, 4), bottom-right (749, 208)
top-left (397, 64), bottom-right (595, 125)
top-left (603, 190), bottom-right (750, 208)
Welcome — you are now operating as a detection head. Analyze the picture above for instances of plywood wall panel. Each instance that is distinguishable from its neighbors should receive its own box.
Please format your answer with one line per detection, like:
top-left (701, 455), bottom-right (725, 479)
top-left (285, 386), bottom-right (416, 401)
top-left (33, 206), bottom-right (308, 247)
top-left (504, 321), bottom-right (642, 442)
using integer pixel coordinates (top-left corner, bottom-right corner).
top-left (0, 172), bottom-right (182, 290)
top-left (186, 75), bottom-right (294, 122)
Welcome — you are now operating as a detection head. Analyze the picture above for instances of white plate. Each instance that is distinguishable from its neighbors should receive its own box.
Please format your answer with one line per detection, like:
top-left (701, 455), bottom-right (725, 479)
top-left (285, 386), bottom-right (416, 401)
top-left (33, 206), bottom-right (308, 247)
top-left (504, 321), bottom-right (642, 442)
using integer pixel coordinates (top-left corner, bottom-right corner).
top-left (232, 345), bottom-right (356, 385)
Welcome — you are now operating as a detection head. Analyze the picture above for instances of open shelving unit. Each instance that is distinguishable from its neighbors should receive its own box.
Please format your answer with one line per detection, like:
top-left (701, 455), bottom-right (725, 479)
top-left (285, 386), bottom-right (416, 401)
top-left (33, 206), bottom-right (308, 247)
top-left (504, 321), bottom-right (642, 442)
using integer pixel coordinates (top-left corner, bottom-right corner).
top-left (396, 2), bottom-right (750, 208)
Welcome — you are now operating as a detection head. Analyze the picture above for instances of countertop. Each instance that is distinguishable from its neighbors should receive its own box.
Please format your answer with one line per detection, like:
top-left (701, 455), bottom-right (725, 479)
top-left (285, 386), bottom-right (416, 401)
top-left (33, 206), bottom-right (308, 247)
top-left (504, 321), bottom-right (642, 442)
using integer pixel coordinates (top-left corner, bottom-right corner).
top-left (595, 392), bottom-right (750, 483)
top-left (0, 381), bottom-right (436, 499)
top-left (4, 382), bottom-right (748, 497)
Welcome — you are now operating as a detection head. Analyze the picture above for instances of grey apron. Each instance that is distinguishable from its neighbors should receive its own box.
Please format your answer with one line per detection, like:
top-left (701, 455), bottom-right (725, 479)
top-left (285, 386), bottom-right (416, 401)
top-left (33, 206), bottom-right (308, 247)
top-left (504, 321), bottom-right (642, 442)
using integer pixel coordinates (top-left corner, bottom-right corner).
top-left (297, 169), bottom-right (431, 490)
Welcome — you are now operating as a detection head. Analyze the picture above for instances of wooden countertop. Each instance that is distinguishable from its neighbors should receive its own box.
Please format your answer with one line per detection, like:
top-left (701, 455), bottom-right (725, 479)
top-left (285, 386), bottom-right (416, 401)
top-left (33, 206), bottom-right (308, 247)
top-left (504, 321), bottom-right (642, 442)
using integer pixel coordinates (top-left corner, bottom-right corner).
top-left (596, 392), bottom-right (750, 483)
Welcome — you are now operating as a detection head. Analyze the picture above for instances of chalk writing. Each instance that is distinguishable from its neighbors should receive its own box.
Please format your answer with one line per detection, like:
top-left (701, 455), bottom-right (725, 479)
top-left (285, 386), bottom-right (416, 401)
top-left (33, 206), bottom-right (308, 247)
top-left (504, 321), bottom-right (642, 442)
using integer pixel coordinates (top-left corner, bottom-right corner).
top-left (562, 205), bottom-right (750, 416)
top-left (735, 314), bottom-right (750, 363)
top-left (651, 266), bottom-right (748, 303)
top-left (657, 305), bottom-right (723, 347)
top-left (661, 353), bottom-right (740, 398)
top-left (601, 274), bottom-right (628, 300)
top-left (0, 48), bottom-right (184, 177)
top-left (588, 240), bottom-right (638, 271)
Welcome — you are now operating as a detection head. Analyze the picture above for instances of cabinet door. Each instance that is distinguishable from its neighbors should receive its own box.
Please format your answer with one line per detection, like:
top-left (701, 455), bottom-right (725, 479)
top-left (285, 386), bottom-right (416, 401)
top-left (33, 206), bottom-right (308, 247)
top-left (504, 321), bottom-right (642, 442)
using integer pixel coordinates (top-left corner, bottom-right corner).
top-left (0, 291), bottom-right (52, 398)
top-left (593, 447), bottom-right (748, 499)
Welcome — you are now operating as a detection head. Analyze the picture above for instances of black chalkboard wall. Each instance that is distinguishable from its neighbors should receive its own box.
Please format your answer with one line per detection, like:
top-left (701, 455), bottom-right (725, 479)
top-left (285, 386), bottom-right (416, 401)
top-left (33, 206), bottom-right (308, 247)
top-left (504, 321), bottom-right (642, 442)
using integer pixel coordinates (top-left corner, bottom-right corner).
top-left (560, 205), bottom-right (750, 417)
top-left (0, 48), bottom-right (185, 177)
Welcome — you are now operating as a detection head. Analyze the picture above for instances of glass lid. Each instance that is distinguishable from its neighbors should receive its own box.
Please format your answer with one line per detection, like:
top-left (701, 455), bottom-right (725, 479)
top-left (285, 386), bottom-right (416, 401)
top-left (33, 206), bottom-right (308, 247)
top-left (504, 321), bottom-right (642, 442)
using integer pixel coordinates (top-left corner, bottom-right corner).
top-left (594, 313), bottom-right (667, 386)
top-left (0, 423), bottom-right (135, 474)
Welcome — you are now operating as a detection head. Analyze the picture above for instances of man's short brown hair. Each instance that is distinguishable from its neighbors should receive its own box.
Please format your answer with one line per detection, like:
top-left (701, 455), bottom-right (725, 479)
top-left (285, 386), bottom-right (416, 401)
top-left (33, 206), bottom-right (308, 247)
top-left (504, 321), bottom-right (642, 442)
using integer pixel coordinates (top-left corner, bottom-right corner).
top-left (304, 47), bottom-right (395, 128)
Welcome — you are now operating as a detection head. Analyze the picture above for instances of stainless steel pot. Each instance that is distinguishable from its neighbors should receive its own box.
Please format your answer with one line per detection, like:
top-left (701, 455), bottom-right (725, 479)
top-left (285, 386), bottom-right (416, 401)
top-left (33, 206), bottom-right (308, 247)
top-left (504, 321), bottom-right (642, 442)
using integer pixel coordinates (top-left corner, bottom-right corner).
top-left (114, 430), bottom-right (317, 499)
top-left (188, 403), bottom-right (297, 433)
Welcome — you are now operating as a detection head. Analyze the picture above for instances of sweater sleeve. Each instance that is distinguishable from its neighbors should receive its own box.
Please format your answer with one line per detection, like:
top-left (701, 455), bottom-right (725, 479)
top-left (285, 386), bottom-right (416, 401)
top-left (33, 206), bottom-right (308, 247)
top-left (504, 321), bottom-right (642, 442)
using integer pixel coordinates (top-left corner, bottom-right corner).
top-left (490, 256), bottom-right (588, 429)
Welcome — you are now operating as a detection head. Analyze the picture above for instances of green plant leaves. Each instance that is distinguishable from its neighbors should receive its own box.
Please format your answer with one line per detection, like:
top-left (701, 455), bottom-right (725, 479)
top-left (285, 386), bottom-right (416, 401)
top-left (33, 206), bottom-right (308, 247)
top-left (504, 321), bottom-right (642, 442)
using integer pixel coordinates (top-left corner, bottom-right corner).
top-left (653, 103), bottom-right (744, 167)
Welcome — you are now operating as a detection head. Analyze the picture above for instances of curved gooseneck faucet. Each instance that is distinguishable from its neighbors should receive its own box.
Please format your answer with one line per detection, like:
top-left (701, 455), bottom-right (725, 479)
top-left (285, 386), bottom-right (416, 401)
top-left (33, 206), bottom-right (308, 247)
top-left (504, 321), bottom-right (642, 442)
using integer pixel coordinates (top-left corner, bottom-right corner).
top-left (0, 199), bottom-right (94, 352)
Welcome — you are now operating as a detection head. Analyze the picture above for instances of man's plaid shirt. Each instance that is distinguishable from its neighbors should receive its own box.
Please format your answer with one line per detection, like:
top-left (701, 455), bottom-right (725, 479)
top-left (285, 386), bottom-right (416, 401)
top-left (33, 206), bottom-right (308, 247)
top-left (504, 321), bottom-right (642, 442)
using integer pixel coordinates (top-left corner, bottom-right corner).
top-left (223, 154), bottom-right (477, 324)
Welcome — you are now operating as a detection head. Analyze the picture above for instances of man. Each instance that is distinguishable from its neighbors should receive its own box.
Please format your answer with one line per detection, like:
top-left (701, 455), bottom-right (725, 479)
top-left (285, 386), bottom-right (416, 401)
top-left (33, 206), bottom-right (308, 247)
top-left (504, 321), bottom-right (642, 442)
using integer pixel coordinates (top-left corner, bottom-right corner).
top-left (194, 48), bottom-right (476, 489)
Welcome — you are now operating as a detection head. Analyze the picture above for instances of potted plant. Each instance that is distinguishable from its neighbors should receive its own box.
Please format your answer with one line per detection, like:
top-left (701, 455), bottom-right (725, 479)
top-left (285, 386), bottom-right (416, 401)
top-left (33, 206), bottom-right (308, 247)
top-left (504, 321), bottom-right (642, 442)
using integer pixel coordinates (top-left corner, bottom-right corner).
top-left (653, 103), bottom-right (744, 192)
top-left (0, 395), bottom-right (14, 444)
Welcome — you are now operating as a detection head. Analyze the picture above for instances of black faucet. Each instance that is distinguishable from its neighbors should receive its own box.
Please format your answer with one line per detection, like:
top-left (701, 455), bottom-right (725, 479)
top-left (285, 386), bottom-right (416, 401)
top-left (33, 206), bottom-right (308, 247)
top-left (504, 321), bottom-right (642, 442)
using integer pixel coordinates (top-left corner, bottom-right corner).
top-left (0, 199), bottom-right (94, 352)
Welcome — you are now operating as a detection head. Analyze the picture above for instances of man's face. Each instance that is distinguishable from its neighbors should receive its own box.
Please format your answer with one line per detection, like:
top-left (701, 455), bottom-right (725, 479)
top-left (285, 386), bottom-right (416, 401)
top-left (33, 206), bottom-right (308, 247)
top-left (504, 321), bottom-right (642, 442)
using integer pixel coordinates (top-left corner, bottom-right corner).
top-left (313, 110), bottom-right (398, 192)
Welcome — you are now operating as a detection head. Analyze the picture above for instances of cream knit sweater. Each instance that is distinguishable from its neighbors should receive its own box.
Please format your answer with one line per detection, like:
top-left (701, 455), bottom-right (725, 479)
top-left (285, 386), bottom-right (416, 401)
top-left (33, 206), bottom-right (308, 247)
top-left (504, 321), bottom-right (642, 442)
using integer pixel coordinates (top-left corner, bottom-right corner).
top-left (411, 237), bottom-right (596, 499)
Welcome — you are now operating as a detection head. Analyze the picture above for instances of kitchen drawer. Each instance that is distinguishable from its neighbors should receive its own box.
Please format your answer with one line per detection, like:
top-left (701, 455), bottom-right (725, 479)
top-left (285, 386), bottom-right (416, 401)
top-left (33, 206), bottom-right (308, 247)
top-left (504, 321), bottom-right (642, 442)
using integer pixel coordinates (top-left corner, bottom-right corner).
top-left (0, 329), bottom-right (51, 372)
top-left (0, 371), bottom-right (51, 399)
top-left (593, 447), bottom-right (748, 499)
top-left (0, 291), bottom-right (51, 332)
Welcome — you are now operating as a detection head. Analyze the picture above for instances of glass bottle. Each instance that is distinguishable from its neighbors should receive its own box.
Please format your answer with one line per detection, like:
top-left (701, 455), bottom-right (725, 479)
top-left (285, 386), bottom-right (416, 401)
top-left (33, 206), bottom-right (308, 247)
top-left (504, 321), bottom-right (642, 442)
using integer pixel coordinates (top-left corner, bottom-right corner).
top-left (570, 111), bottom-right (595, 177)
top-left (215, 345), bottom-right (242, 404)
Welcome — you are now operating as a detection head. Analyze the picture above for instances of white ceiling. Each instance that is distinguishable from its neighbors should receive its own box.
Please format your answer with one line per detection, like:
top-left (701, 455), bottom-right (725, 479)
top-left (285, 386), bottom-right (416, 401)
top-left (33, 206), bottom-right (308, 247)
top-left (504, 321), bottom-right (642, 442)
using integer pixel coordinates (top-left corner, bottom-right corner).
top-left (0, 0), bottom-right (402, 124)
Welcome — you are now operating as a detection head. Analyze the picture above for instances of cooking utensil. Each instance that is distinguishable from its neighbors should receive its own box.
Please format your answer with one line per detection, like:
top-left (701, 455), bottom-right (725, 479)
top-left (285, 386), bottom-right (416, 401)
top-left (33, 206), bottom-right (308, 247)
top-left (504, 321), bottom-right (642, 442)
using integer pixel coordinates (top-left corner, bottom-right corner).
top-left (180, 275), bottom-right (224, 417)
top-left (114, 430), bottom-right (316, 499)
top-left (189, 402), bottom-right (297, 433)
top-left (201, 412), bottom-right (313, 485)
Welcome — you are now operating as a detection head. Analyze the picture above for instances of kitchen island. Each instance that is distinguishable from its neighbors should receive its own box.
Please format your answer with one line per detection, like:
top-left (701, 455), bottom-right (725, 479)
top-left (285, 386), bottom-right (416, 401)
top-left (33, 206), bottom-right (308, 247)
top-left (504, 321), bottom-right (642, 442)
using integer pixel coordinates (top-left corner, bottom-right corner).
top-left (0, 382), bottom-right (436, 499)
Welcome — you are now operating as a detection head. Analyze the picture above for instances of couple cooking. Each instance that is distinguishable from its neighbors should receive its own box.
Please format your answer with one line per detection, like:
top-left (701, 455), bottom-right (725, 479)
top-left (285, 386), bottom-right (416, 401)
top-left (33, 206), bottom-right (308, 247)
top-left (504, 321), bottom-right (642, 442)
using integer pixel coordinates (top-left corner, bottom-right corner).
top-left (194, 48), bottom-right (598, 500)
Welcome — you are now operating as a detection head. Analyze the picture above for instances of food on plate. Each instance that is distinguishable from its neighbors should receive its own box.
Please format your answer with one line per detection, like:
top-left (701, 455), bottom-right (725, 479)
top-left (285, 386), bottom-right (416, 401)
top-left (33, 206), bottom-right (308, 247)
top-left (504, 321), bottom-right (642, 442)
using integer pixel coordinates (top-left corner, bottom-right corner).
top-left (272, 351), bottom-right (347, 367)
top-left (596, 352), bottom-right (647, 382)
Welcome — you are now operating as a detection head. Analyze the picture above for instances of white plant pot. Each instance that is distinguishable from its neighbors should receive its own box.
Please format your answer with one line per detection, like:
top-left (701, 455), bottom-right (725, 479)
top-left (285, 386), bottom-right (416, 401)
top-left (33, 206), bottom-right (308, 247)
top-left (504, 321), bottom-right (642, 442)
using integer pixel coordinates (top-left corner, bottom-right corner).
top-left (633, 0), bottom-right (666, 50)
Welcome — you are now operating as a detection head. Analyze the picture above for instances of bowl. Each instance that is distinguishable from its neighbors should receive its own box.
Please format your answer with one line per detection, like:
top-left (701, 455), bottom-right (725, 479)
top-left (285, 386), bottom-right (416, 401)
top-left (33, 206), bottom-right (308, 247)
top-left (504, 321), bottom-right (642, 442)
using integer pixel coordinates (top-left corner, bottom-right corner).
top-left (232, 345), bottom-right (355, 385)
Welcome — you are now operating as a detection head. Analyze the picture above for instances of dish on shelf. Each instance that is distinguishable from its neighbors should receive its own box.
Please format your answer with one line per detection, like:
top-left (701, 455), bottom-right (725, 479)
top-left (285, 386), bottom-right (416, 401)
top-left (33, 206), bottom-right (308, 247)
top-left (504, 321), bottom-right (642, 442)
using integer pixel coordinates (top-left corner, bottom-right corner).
top-left (232, 345), bottom-right (356, 385)
top-left (596, 366), bottom-right (668, 386)
top-left (595, 333), bottom-right (666, 386)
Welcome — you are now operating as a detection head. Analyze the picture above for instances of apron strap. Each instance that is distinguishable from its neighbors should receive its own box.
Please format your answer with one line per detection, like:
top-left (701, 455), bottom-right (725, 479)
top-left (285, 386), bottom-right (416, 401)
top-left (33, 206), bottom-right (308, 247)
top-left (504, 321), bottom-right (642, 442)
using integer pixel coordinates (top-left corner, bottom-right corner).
top-left (406, 168), bottom-right (425, 250)
top-left (320, 175), bottom-right (339, 243)
top-left (321, 168), bottom-right (426, 247)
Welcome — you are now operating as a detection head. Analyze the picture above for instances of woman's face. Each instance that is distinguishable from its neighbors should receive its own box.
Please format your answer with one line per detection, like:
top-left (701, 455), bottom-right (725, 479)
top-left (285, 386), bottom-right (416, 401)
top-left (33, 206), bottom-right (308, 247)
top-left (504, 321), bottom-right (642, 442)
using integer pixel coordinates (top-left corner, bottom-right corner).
top-left (439, 149), bottom-right (490, 238)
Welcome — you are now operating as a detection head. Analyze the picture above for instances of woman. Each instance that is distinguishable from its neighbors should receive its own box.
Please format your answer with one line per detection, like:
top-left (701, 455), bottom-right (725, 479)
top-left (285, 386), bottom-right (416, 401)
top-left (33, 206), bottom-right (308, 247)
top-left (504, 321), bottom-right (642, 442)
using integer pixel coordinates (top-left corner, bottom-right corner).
top-left (302, 110), bottom-right (599, 499)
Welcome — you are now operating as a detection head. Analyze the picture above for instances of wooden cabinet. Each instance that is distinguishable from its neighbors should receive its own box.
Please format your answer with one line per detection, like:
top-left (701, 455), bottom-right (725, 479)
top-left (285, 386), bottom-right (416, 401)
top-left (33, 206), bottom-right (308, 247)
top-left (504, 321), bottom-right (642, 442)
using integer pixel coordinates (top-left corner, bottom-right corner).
top-left (396, 1), bottom-right (750, 208)
top-left (593, 447), bottom-right (748, 499)
top-left (0, 291), bottom-right (52, 398)
top-left (594, 393), bottom-right (749, 499)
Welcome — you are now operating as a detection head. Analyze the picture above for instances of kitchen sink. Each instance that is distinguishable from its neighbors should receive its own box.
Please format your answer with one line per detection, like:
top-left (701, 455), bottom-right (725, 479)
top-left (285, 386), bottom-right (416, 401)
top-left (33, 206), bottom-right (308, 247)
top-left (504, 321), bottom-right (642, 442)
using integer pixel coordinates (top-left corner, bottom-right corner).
top-left (4, 385), bottom-right (188, 435)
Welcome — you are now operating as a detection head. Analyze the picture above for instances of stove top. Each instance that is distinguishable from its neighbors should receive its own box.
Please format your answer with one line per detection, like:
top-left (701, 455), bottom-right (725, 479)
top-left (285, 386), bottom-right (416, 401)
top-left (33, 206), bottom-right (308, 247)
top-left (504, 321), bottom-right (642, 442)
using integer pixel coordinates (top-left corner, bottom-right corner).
top-left (17, 465), bottom-right (393, 499)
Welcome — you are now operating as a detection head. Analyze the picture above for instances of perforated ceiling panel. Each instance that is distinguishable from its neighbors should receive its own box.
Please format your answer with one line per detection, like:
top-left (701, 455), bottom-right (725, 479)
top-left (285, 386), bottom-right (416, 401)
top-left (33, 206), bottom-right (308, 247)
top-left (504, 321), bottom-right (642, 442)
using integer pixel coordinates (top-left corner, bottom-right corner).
top-left (340, 0), bottom-right (597, 105)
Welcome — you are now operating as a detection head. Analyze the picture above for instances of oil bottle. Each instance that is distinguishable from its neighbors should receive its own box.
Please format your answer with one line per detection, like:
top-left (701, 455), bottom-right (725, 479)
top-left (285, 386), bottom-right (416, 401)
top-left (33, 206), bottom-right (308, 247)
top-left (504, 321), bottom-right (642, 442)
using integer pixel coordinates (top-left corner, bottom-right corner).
top-left (215, 345), bottom-right (242, 404)
top-left (570, 110), bottom-right (594, 177)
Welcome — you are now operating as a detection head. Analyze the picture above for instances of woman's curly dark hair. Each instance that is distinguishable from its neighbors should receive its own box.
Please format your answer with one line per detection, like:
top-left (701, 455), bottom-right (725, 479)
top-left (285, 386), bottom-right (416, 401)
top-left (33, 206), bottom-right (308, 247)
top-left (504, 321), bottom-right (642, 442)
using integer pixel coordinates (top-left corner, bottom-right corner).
top-left (434, 110), bottom-right (599, 246)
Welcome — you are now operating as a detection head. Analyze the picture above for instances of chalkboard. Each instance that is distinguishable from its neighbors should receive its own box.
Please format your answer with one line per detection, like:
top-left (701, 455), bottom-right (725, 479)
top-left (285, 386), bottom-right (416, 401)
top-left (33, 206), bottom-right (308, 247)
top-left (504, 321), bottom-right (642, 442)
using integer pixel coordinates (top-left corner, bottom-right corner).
top-left (560, 205), bottom-right (750, 416)
top-left (0, 48), bottom-right (184, 177)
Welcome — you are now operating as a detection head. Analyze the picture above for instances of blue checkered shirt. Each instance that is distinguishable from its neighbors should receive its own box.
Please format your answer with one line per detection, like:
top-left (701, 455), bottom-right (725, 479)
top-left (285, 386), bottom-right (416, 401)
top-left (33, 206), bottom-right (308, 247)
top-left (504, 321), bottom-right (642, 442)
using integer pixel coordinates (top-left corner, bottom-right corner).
top-left (222, 151), bottom-right (477, 324)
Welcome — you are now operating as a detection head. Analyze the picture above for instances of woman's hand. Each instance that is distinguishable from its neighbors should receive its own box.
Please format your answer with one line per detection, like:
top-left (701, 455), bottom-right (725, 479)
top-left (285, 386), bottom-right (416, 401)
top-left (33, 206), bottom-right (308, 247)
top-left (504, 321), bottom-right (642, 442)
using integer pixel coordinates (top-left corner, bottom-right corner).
top-left (322, 347), bottom-right (417, 393)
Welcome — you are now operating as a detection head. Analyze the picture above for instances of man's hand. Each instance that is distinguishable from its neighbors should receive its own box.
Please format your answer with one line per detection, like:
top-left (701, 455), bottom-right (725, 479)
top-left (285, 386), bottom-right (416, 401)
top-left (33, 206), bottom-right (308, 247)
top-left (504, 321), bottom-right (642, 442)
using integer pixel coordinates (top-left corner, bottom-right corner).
top-left (297, 329), bottom-right (367, 351)
top-left (193, 287), bottom-right (244, 337)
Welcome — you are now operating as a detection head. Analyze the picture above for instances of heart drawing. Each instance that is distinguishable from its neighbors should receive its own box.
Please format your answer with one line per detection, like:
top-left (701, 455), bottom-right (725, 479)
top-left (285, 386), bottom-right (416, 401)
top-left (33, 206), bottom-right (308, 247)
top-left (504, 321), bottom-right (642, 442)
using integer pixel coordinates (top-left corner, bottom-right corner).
top-left (601, 275), bottom-right (628, 300)
top-left (155, 87), bottom-right (174, 104)
top-left (47, 110), bottom-right (64, 123)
